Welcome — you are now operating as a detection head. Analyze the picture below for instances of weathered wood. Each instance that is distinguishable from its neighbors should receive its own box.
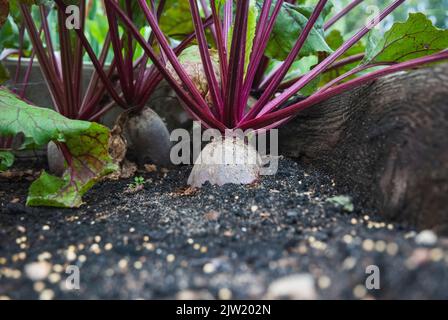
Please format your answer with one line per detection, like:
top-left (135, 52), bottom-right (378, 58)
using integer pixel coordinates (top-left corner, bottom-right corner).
top-left (280, 63), bottom-right (448, 233)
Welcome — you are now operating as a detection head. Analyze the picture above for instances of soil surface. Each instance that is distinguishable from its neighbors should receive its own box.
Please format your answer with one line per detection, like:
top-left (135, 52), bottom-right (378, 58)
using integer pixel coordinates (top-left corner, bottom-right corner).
top-left (0, 158), bottom-right (447, 300)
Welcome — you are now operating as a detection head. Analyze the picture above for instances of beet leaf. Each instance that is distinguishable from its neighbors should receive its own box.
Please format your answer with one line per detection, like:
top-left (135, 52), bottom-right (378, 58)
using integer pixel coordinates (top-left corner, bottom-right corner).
top-left (0, 88), bottom-right (117, 208)
top-left (363, 13), bottom-right (448, 64)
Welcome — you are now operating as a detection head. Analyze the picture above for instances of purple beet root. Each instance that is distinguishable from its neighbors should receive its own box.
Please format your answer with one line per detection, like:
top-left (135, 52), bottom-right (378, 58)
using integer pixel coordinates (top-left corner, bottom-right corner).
top-left (47, 141), bottom-right (65, 177)
top-left (124, 106), bottom-right (172, 167)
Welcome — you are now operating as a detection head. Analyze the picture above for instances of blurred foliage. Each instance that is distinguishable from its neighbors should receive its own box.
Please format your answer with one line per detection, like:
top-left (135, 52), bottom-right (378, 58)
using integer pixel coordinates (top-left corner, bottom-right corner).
top-left (262, 0), bottom-right (333, 61)
top-left (1, 0), bottom-right (445, 58)
top-left (0, 0), bottom-right (446, 91)
top-left (325, 0), bottom-right (448, 36)
top-left (0, 1), bottom-right (112, 62)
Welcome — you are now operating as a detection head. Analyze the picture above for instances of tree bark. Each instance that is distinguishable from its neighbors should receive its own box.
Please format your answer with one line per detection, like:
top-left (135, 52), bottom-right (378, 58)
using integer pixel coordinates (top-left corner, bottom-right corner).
top-left (280, 63), bottom-right (448, 233)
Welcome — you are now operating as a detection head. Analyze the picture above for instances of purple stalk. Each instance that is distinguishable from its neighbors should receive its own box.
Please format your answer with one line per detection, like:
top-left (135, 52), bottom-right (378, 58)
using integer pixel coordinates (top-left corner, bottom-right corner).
top-left (19, 51), bottom-right (35, 99)
top-left (199, 0), bottom-right (217, 44)
top-left (69, 0), bottom-right (87, 116)
top-left (125, 0), bottom-right (135, 100)
top-left (135, 0), bottom-right (216, 117)
top-left (88, 98), bottom-right (122, 122)
top-left (317, 62), bottom-right (396, 93)
top-left (79, 62), bottom-right (118, 120)
top-left (80, 33), bottom-right (112, 113)
top-left (252, 0), bottom-right (406, 119)
top-left (252, 56), bottom-right (270, 89)
top-left (324, 0), bottom-right (364, 30)
top-left (223, 0), bottom-right (233, 52)
top-left (107, 0), bottom-right (226, 130)
top-left (239, 51), bottom-right (448, 130)
top-left (20, 4), bottom-right (64, 112)
top-left (134, 0), bottom-right (155, 97)
top-left (54, 0), bottom-right (127, 109)
top-left (135, 19), bottom-right (215, 109)
top-left (72, 0), bottom-right (86, 112)
top-left (135, 0), bottom-right (167, 104)
top-left (324, 53), bottom-right (366, 72)
top-left (210, 0), bottom-right (228, 96)
top-left (13, 24), bottom-right (25, 84)
top-left (40, 6), bottom-right (60, 79)
top-left (189, 0), bottom-right (223, 115)
top-left (225, 0), bottom-right (250, 126)
top-left (247, 0), bottom-right (273, 71)
top-left (269, 53), bottom-right (366, 91)
top-left (245, 0), bottom-right (328, 122)
top-left (104, 0), bottom-right (132, 104)
top-left (256, 62), bottom-right (281, 91)
top-left (241, 0), bottom-right (283, 112)
top-left (57, 9), bottom-right (76, 117)
top-left (9, 23), bottom-right (35, 99)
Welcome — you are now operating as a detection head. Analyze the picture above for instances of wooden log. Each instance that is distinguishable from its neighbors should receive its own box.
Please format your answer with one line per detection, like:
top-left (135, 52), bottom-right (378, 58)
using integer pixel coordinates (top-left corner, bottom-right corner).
top-left (280, 63), bottom-right (448, 233)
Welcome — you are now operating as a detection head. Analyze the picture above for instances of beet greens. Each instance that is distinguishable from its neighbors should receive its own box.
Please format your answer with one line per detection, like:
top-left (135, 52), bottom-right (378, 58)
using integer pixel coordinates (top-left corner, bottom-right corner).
top-left (107, 0), bottom-right (448, 132)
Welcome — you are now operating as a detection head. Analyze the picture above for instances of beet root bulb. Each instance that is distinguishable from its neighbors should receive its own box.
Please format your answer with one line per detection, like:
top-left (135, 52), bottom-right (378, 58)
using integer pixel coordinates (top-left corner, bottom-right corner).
top-left (188, 137), bottom-right (262, 188)
top-left (123, 106), bottom-right (172, 167)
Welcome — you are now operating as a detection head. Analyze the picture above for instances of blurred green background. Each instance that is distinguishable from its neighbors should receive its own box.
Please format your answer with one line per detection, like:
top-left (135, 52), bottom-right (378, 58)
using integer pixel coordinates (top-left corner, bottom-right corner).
top-left (328, 0), bottom-right (447, 34)
top-left (1, 0), bottom-right (446, 60)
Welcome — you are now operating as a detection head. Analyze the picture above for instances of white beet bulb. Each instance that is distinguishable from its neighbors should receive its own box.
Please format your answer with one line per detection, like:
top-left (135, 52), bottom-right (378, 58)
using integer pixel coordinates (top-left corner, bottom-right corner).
top-left (188, 137), bottom-right (262, 188)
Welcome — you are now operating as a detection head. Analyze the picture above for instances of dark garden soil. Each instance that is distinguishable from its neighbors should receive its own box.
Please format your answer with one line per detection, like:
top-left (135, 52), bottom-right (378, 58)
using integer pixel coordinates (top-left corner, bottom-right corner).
top-left (0, 158), bottom-right (447, 300)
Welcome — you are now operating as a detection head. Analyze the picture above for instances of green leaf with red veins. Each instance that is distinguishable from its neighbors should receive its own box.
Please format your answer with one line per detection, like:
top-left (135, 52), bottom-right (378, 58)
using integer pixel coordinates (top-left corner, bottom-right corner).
top-left (319, 29), bottom-right (365, 86)
top-left (0, 88), bottom-right (117, 208)
top-left (265, 55), bottom-right (319, 95)
top-left (159, 0), bottom-right (195, 40)
top-left (363, 13), bottom-right (448, 65)
top-left (262, 1), bottom-right (333, 61)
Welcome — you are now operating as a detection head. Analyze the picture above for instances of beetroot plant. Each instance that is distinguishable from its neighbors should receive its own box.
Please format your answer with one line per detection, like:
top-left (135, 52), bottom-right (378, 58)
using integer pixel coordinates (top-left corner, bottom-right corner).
top-left (0, 0), bottom-right (216, 207)
top-left (106, 0), bottom-right (448, 187)
top-left (0, 2), bottom-right (118, 207)
top-left (0, 88), bottom-right (117, 207)
top-left (52, 0), bottom-right (220, 166)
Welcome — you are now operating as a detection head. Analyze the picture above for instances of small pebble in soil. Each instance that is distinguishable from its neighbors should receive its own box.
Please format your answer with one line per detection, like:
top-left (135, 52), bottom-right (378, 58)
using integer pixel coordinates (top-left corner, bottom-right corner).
top-left (24, 261), bottom-right (51, 281)
top-left (317, 276), bottom-right (332, 290)
top-left (415, 230), bottom-right (438, 246)
top-left (33, 281), bottom-right (45, 292)
top-left (203, 263), bottom-right (216, 274)
top-left (39, 289), bottom-right (54, 300)
top-left (266, 274), bottom-right (317, 300)
top-left (353, 284), bottom-right (367, 299)
top-left (218, 288), bottom-right (232, 300)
